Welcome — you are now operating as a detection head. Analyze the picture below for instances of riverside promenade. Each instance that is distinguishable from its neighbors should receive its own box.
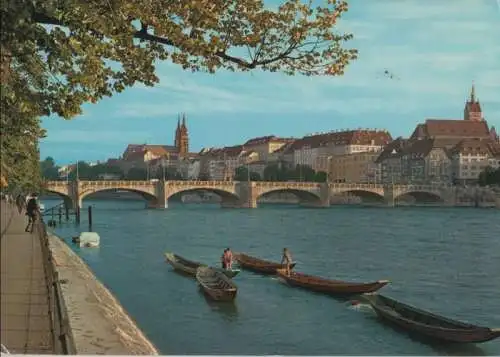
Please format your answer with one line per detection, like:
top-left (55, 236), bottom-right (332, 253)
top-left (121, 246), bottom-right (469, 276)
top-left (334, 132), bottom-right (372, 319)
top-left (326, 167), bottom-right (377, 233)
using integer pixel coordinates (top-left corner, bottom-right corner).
top-left (0, 201), bottom-right (54, 354)
top-left (2, 199), bottom-right (159, 355)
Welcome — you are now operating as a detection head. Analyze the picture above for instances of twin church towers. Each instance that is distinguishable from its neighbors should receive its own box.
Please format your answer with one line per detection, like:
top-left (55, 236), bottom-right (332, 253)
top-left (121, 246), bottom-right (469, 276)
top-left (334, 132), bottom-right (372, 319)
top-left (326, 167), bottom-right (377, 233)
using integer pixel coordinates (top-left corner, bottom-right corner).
top-left (174, 113), bottom-right (189, 156)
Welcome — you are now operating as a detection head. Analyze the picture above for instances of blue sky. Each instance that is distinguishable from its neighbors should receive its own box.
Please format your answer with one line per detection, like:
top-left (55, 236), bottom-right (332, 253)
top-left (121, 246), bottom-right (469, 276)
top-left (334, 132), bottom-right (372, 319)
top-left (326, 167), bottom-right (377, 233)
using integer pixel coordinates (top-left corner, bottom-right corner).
top-left (40, 0), bottom-right (500, 165)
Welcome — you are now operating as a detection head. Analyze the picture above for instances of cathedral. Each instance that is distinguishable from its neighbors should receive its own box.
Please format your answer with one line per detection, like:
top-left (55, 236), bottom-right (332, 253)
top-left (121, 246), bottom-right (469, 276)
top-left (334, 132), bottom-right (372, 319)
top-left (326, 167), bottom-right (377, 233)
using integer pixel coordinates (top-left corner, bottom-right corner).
top-left (122, 113), bottom-right (190, 162)
top-left (175, 113), bottom-right (189, 157)
top-left (463, 82), bottom-right (498, 142)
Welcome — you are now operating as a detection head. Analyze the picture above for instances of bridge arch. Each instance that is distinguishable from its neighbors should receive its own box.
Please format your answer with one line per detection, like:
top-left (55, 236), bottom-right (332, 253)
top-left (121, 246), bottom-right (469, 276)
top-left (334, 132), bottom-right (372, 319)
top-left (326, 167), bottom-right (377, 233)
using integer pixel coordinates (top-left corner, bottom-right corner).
top-left (41, 189), bottom-right (74, 208)
top-left (78, 188), bottom-right (158, 208)
top-left (256, 188), bottom-right (323, 206)
top-left (165, 187), bottom-right (240, 205)
top-left (335, 189), bottom-right (385, 202)
top-left (394, 190), bottom-right (444, 203)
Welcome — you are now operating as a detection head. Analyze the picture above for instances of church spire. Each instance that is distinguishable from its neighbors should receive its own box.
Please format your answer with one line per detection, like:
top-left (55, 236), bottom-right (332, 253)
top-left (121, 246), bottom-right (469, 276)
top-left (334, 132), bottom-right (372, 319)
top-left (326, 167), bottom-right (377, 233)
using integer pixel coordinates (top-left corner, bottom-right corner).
top-left (464, 82), bottom-right (482, 122)
top-left (181, 112), bottom-right (187, 129)
top-left (470, 81), bottom-right (476, 102)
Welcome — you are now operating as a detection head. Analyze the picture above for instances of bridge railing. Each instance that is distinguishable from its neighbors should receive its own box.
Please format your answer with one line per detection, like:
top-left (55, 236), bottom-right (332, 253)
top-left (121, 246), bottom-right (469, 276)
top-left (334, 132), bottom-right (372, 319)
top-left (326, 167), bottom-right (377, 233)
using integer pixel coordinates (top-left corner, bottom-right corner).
top-left (45, 181), bottom-right (69, 187)
top-left (329, 183), bottom-right (384, 189)
top-left (391, 184), bottom-right (445, 191)
top-left (253, 181), bottom-right (324, 188)
top-left (44, 180), bottom-right (462, 192)
top-left (169, 180), bottom-right (234, 186)
top-left (79, 180), bottom-right (155, 186)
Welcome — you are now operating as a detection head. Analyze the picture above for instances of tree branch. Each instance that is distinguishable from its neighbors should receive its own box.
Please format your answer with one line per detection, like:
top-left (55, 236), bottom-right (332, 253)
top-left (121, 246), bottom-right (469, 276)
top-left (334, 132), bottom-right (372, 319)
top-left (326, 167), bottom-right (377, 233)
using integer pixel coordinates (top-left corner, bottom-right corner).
top-left (33, 11), bottom-right (297, 70)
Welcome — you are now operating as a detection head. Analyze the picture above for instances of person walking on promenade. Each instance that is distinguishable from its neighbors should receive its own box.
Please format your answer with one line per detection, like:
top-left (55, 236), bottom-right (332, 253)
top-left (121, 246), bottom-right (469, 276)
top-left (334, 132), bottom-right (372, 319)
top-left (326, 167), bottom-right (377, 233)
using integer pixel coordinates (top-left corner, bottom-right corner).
top-left (25, 193), bottom-right (39, 233)
top-left (16, 194), bottom-right (24, 213)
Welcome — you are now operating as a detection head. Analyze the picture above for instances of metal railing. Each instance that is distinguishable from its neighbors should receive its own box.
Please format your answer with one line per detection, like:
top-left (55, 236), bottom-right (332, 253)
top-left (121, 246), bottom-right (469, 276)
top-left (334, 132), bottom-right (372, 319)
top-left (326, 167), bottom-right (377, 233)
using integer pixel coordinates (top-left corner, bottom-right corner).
top-left (35, 215), bottom-right (76, 355)
top-left (41, 202), bottom-right (64, 217)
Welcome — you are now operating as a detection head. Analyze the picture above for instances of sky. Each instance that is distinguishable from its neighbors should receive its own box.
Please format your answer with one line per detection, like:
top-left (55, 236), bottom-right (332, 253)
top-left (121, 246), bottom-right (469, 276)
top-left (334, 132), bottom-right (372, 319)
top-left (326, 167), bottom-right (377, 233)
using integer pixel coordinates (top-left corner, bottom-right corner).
top-left (40, 0), bottom-right (500, 165)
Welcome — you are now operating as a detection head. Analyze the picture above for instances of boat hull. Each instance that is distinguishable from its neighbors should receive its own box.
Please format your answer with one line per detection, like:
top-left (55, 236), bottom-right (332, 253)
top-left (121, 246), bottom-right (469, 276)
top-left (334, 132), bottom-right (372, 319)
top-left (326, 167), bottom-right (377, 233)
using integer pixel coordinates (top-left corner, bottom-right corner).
top-left (365, 294), bottom-right (500, 344)
top-left (196, 267), bottom-right (238, 302)
top-left (276, 269), bottom-right (389, 296)
top-left (234, 253), bottom-right (296, 275)
top-left (164, 253), bottom-right (239, 278)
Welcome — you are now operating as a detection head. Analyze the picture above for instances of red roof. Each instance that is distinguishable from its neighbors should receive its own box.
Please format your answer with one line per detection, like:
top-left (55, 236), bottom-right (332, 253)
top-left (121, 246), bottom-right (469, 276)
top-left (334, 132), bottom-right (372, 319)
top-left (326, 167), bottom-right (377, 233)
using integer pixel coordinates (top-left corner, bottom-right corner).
top-left (287, 129), bottom-right (392, 152)
top-left (411, 119), bottom-right (490, 139)
top-left (450, 138), bottom-right (496, 156)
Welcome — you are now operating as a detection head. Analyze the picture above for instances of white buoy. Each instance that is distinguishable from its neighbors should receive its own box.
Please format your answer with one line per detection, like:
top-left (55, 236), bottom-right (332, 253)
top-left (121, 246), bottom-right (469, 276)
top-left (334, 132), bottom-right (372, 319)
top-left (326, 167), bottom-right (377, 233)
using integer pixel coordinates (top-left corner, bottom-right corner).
top-left (79, 232), bottom-right (100, 248)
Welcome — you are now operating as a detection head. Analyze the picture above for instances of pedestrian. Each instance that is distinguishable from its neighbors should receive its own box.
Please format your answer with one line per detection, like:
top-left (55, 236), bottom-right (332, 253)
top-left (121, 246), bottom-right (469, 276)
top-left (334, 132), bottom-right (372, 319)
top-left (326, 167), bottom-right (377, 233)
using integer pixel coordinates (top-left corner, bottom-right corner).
top-left (25, 193), bottom-right (39, 233)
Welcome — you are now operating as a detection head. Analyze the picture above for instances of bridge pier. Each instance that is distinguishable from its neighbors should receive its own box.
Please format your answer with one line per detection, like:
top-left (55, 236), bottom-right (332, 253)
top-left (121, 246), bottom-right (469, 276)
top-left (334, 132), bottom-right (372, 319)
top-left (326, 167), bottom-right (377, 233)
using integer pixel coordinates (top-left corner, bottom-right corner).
top-left (63, 197), bottom-right (73, 210)
top-left (147, 201), bottom-right (168, 209)
top-left (443, 191), bottom-right (457, 207)
top-left (76, 198), bottom-right (83, 210)
top-left (233, 182), bottom-right (257, 208)
top-left (383, 186), bottom-right (395, 207)
top-left (300, 183), bottom-right (330, 208)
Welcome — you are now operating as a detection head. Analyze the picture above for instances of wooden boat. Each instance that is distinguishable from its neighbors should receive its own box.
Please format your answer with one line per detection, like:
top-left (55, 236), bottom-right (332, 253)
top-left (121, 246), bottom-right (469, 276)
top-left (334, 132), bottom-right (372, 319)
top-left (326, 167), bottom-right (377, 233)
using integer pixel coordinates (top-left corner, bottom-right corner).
top-left (164, 253), bottom-right (240, 278)
top-left (196, 267), bottom-right (238, 301)
top-left (233, 252), bottom-right (296, 274)
top-left (364, 294), bottom-right (500, 344)
top-left (276, 269), bottom-right (389, 295)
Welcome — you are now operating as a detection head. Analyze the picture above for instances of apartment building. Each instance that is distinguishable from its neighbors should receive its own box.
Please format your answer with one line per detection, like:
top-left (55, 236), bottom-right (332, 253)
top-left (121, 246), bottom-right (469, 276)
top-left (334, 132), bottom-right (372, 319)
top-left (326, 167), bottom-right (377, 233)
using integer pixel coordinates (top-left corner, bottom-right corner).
top-left (329, 151), bottom-right (382, 183)
top-left (243, 136), bottom-right (294, 162)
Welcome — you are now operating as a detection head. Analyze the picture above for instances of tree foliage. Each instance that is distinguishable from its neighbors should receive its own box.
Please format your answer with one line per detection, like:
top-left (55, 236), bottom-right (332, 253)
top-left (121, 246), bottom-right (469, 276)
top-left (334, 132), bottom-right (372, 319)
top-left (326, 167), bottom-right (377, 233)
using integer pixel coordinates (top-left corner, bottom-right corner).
top-left (40, 156), bottom-right (59, 179)
top-left (1, 133), bottom-right (42, 192)
top-left (263, 164), bottom-right (326, 182)
top-left (478, 166), bottom-right (500, 186)
top-left (2, 0), bottom-right (356, 190)
top-left (1, 0), bottom-right (357, 119)
top-left (234, 166), bottom-right (261, 181)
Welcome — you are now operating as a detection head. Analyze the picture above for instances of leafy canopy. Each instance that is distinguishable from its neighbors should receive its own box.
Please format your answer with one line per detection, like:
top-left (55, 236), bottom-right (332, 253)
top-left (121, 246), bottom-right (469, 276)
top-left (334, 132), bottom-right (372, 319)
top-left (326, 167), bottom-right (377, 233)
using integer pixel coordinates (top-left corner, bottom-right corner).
top-left (1, 0), bottom-right (357, 119)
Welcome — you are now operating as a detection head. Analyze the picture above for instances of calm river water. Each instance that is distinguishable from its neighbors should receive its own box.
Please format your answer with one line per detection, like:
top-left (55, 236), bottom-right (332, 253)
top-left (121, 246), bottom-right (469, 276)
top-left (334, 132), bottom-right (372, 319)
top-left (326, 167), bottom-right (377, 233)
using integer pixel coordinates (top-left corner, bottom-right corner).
top-left (43, 198), bottom-right (500, 355)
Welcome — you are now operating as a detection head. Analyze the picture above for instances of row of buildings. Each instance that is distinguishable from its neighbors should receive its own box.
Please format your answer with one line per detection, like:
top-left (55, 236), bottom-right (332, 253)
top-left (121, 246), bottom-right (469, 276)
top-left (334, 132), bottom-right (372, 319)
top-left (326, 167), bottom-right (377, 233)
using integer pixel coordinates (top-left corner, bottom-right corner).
top-left (83, 84), bottom-right (499, 185)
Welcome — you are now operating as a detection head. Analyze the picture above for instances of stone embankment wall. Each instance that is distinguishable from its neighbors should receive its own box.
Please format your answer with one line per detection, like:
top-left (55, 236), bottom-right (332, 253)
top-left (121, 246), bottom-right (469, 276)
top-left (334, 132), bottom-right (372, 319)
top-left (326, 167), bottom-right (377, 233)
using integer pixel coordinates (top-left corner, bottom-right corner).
top-left (48, 234), bottom-right (159, 355)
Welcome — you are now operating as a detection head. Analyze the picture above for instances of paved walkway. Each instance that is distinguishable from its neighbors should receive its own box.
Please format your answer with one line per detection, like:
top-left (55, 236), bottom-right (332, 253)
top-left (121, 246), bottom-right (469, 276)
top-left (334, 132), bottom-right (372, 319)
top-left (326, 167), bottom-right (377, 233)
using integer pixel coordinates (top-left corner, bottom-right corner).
top-left (1, 201), bottom-right (54, 354)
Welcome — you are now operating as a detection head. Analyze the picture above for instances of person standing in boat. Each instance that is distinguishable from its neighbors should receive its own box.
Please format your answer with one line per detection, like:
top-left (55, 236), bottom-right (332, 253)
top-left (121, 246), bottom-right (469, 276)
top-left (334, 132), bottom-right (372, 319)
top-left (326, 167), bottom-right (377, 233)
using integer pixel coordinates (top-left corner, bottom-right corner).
top-left (281, 248), bottom-right (293, 276)
top-left (221, 249), bottom-right (228, 269)
top-left (224, 248), bottom-right (234, 270)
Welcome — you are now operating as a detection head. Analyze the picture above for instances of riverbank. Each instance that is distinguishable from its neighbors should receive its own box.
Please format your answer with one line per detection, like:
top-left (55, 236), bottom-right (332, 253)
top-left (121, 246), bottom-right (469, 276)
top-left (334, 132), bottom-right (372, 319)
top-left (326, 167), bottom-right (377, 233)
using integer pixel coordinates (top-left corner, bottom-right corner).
top-left (47, 232), bottom-right (159, 355)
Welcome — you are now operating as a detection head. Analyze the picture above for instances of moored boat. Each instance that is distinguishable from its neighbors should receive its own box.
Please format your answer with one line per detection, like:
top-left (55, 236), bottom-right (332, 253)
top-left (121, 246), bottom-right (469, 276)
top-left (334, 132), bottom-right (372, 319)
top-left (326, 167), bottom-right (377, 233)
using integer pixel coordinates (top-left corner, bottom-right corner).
top-left (276, 269), bottom-right (389, 296)
top-left (364, 294), bottom-right (500, 344)
top-left (233, 252), bottom-right (296, 274)
top-left (196, 266), bottom-right (238, 301)
top-left (164, 253), bottom-right (240, 278)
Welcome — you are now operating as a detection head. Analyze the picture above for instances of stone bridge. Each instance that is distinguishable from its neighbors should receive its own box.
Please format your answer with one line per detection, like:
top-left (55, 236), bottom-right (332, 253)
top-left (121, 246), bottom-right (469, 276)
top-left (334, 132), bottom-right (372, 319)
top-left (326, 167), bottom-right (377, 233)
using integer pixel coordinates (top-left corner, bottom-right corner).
top-left (43, 180), bottom-right (490, 209)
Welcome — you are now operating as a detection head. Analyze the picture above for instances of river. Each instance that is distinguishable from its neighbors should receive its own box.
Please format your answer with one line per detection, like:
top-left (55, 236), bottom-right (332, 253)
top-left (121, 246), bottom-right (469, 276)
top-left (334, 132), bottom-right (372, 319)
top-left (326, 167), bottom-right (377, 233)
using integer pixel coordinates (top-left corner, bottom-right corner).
top-left (42, 198), bottom-right (500, 355)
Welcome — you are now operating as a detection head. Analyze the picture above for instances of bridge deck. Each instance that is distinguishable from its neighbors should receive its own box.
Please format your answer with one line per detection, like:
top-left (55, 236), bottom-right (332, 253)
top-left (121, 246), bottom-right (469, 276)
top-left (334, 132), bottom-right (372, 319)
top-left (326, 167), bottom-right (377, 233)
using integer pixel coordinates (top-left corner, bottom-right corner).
top-left (1, 201), bottom-right (54, 354)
